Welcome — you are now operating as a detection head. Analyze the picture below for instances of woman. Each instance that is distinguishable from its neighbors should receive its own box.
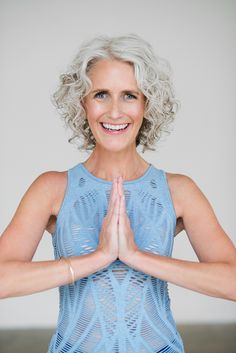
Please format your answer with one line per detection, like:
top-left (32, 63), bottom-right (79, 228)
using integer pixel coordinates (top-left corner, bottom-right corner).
top-left (0, 33), bottom-right (235, 353)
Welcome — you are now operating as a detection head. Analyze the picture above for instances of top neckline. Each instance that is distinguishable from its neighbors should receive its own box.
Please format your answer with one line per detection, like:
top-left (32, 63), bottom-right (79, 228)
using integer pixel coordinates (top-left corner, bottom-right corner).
top-left (79, 162), bottom-right (153, 185)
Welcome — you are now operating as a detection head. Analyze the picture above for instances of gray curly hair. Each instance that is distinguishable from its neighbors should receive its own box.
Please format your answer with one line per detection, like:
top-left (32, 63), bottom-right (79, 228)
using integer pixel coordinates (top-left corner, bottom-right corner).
top-left (52, 33), bottom-right (180, 153)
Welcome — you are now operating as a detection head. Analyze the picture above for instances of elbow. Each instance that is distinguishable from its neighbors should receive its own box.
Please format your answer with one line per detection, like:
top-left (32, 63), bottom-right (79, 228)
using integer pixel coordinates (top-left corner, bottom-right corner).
top-left (226, 287), bottom-right (236, 302)
top-left (223, 262), bottom-right (236, 302)
top-left (224, 287), bottom-right (236, 302)
top-left (0, 280), bottom-right (10, 299)
top-left (0, 265), bottom-right (12, 299)
top-left (0, 288), bottom-right (9, 300)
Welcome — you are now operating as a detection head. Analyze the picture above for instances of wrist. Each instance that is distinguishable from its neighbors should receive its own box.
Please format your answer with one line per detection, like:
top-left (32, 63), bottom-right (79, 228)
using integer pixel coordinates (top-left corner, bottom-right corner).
top-left (60, 256), bottom-right (75, 285)
top-left (93, 250), bottom-right (115, 267)
top-left (119, 249), bottom-right (142, 266)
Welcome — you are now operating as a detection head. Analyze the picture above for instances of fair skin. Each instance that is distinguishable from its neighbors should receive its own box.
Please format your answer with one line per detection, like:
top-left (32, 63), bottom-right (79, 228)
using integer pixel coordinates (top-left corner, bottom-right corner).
top-left (81, 58), bottom-right (149, 181)
top-left (0, 59), bottom-right (235, 301)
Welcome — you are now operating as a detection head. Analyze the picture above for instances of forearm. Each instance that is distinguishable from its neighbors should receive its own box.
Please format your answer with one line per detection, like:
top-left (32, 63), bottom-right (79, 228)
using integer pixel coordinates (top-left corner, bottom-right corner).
top-left (124, 250), bottom-right (236, 301)
top-left (0, 250), bottom-right (111, 299)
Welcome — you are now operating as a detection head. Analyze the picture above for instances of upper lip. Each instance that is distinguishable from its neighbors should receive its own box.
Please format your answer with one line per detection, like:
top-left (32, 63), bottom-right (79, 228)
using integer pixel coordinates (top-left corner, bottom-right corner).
top-left (100, 122), bottom-right (130, 125)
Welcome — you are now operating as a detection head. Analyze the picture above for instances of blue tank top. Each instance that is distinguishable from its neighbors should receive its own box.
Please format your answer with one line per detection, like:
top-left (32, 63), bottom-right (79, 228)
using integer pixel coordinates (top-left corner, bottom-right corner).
top-left (47, 162), bottom-right (185, 353)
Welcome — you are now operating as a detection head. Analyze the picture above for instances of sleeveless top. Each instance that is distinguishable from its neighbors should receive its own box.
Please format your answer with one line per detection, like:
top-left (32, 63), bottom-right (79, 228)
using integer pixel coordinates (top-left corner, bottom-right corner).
top-left (47, 162), bottom-right (185, 353)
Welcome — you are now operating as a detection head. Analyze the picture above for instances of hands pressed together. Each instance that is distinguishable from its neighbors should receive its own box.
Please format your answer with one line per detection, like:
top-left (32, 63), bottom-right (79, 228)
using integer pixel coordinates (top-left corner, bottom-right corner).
top-left (96, 176), bottom-right (139, 263)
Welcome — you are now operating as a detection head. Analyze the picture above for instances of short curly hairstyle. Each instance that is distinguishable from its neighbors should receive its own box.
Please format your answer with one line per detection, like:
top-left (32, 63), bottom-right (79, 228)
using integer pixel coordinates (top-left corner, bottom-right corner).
top-left (52, 33), bottom-right (180, 153)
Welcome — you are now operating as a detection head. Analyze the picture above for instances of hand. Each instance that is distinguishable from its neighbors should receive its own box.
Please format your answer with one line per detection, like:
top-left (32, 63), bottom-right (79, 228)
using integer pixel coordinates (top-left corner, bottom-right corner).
top-left (96, 177), bottom-right (119, 262)
top-left (117, 176), bottom-right (139, 262)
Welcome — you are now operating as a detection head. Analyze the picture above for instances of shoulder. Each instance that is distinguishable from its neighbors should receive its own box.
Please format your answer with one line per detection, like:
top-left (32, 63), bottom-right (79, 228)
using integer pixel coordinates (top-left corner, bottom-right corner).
top-left (34, 170), bottom-right (68, 215)
top-left (165, 171), bottom-right (199, 218)
top-left (34, 170), bottom-right (67, 193)
top-left (165, 171), bottom-right (195, 189)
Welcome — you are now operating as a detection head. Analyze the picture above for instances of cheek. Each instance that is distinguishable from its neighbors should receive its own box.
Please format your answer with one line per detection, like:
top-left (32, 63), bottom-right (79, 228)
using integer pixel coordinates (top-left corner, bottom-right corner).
top-left (130, 104), bottom-right (145, 119)
top-left (85, 103), bottom-right (104, 119)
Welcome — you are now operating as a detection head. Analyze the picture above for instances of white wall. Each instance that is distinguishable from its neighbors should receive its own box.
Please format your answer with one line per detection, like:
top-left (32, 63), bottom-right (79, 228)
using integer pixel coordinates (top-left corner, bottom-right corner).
top-left (0, 0), bottom-right (235, 328)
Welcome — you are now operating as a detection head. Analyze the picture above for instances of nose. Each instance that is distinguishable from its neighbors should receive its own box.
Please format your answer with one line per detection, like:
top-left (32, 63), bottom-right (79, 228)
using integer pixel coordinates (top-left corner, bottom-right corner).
top-left (107, 96), bottom-right (123, 120)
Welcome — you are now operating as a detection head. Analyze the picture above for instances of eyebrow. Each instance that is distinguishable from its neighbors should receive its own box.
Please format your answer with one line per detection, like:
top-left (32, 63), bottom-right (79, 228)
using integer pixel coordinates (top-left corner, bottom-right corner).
top-left (91, 89), bottom-right (141, 96)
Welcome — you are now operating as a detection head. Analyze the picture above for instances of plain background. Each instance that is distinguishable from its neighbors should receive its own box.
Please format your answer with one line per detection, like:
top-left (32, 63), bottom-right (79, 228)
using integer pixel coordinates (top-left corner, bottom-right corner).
top-left (0, 0), bottom-right (235, 328)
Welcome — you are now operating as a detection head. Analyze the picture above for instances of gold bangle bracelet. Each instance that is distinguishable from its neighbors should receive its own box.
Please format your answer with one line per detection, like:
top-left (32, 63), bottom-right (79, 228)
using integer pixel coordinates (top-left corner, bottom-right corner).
top-left (60, 256), bottom-right (75, 285)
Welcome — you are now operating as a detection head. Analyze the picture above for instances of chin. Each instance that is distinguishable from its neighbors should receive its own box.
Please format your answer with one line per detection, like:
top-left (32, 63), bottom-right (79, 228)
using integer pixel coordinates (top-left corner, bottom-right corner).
top-left (99, 142), bottom-right (133, 152)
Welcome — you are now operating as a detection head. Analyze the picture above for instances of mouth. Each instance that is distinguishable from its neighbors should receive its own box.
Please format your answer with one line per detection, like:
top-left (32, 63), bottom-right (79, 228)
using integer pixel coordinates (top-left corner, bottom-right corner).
top-left (99, 122), bottom-right (131, 135)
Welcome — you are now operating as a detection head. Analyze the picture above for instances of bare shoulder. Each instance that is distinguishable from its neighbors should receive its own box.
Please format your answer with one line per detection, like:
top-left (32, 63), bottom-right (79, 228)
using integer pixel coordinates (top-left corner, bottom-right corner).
top-left (37, 170), bottom-right (68, 234)
top-left (34, 170), bottom-right (67, 233)
top-left (166, 171), bottom-right (236, 267)
top-left (165, 171), bottom-right (192, 187)
top-left (35, 170), bottom-right (67, 209)
top-left (166, 171), bottom-right (206, 207)
top-left (39, 171), bottom-right (67, 216)
top-left (165, 171), bottom-right (198, 236)
top-left (0, 169), bottom-right (68, 261)
top-left (165, 171), bottom-right (193, 219)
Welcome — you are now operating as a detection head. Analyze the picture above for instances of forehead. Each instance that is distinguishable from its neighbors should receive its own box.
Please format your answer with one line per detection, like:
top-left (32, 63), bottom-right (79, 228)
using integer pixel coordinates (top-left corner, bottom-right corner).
top-left (88, 59), bottom-right (138, 86)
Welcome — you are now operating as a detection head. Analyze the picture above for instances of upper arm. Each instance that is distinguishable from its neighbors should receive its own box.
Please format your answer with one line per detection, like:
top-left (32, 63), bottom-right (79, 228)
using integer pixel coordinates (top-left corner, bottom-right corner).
top-left (175, 174), bottom-right (236, 264)
top-left (0, 171), bottom-right (60, 262)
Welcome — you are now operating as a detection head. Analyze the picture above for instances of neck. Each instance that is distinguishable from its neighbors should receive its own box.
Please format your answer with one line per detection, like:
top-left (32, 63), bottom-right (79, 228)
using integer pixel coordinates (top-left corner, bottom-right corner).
top-left (83, 147), bottom-right (149, 182)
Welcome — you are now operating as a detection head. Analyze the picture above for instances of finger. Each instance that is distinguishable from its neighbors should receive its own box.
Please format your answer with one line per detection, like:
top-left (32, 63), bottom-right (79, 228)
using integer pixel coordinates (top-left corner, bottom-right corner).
top-left (107, 178), bottom-right (119, 218)
top-left (106, 192), bottom-right (119, 226)
top-left (117, 176), bottom-right (124, 198)
top-left (111, 195), bottom-right (120, 222)
top-left (108, 177), bottom-right (118, 210)
top-left (120, 193), bottom-right (125, 212)
top-left (116, 177), bottom-right (125, 213)
top-left (119, 193), bottom-right (126, 226)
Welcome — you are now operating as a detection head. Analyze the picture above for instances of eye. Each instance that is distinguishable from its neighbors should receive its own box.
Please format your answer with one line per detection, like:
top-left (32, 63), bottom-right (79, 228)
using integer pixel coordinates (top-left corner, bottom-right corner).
top-left (94, 91), bottom-right (107, 99)
top-left (125, 93), bottom-right (137, 100)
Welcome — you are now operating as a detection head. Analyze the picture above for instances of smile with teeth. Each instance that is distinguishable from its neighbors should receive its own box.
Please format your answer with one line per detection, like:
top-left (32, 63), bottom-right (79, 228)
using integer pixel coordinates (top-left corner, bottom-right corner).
top-left (101, 122), bottom-right (129, 131)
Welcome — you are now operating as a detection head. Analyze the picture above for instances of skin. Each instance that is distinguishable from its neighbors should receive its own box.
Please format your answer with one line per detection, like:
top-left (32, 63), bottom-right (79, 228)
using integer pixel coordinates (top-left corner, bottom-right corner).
top-left (101, 175), bottom-right (236, 300)
top-left (81, 58), bottom-right (150, 181)
top-left (0, 59), bottom-right (235, 301)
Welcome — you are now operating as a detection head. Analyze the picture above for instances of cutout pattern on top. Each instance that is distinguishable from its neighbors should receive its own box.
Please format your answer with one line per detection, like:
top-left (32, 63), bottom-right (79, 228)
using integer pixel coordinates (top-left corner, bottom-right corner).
top-left (47, 163), bottom-right (185, 353)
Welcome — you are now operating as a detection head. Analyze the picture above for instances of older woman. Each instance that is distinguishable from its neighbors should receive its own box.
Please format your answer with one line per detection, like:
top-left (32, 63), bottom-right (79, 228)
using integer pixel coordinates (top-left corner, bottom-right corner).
top-left (0, 34), bottom-right (235, 353)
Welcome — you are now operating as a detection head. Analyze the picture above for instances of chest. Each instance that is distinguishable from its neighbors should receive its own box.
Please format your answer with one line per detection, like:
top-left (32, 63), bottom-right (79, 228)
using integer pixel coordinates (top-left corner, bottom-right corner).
top-left (52, 185), bottom-right (176, 258)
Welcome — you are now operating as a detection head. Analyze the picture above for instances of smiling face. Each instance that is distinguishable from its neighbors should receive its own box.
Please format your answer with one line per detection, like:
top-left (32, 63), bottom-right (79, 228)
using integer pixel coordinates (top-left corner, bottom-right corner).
top-left (82, 59), bottom-right (146, 152)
